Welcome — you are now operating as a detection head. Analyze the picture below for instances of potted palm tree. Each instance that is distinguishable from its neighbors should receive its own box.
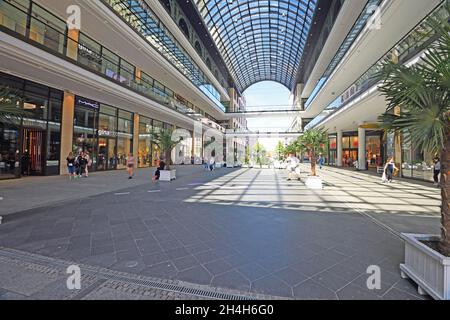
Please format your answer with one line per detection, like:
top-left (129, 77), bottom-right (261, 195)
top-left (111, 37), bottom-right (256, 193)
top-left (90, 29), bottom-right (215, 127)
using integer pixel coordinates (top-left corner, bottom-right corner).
top-left (150, 129), bottom-right (182, 181)
top-left (377, 8), bottom-right (450, 299)
top-left (298, 128), bottom-right (328, 189)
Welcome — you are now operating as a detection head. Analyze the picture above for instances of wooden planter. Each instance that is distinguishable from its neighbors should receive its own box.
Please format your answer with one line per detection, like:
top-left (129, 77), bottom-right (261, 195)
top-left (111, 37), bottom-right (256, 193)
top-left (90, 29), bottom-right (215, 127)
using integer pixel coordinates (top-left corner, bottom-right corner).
top-left (400, 233), bottom-right (450, 300)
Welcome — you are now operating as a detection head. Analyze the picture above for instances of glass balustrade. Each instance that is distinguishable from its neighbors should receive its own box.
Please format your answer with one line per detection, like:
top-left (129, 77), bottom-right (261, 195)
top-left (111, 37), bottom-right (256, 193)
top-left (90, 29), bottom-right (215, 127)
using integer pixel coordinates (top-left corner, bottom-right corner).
top-left (0, 0), bottom-right (226, 133)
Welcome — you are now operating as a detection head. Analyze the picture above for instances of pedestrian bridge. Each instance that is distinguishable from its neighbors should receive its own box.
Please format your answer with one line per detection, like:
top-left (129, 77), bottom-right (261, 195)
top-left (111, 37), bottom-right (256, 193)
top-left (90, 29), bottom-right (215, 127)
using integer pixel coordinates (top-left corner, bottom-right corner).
top-left (222, 105), bottom-right (303, 119)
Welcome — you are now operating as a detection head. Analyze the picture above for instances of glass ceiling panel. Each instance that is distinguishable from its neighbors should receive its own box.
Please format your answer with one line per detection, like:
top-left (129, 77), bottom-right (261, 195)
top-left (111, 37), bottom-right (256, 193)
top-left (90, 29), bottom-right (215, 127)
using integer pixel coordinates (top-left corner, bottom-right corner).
top-left (195, 0), bottom-right (318, 91)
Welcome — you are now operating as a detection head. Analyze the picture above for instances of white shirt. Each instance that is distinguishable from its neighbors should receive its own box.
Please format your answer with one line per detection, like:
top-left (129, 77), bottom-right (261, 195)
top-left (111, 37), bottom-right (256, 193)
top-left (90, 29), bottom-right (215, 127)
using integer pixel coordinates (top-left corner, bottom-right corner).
top-left (435, 161), bottom-right (441, 171)
top-left (287, 156), bottom-right (300, 168)
top-left (209, 157), bottom-right (215, 165)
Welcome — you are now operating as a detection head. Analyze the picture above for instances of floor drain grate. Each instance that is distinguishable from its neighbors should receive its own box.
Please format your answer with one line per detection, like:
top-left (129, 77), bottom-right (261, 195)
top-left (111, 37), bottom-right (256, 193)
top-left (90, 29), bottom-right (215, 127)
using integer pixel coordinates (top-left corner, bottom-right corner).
top-left (0, 248), bottom-right (271, 300)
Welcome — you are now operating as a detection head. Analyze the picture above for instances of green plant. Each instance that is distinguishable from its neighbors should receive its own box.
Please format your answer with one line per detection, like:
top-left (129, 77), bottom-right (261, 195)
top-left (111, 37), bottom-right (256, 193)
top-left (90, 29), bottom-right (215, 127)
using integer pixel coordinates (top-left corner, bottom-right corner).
top-left (253, 141), bottom-right (266, 168)
top-left (150, 129), bottom-right (182, 170)
top-left (298, 128), bottom-right (328, 176)
top-left (0, 87), bottom-right (30, 126)
top-left (275, 141), bottom-right (286, 161)
top-left (377, 5), bottom-right (450, 255)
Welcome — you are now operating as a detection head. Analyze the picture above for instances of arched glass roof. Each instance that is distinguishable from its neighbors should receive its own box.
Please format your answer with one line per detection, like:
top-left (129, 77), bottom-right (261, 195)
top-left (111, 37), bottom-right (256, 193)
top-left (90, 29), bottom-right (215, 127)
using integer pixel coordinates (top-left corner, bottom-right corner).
top-left (194, 0), bottom-right (318, 92)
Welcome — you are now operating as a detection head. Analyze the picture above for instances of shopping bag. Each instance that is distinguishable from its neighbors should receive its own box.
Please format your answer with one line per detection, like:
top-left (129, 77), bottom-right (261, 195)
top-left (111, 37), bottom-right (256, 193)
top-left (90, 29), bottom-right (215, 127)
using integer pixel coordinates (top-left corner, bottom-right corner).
top-left (381, 172), bottom-right (387, 183)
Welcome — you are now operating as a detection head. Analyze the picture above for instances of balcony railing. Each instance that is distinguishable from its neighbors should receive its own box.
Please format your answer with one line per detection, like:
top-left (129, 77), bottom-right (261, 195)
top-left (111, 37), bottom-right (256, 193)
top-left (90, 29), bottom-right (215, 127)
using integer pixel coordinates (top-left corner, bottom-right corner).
top-left (0, 0), bottom-right (225, 133)
top-left (101, 0), bottom-right (227, 112)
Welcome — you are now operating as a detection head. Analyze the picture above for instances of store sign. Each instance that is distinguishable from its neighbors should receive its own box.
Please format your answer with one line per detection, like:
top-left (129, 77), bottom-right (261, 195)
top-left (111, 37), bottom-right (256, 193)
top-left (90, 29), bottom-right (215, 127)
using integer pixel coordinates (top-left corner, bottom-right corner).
top-left (98, 129), bottom-right (118, 137)
top-left (75, 96), bottom-right (99, 109)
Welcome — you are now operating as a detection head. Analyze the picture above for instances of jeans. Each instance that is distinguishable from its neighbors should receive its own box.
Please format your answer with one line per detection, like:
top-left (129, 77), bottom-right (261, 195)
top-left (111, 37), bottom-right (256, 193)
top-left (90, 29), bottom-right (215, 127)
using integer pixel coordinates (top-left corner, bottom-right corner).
top-left (434, 170), bottom-right (440, 183)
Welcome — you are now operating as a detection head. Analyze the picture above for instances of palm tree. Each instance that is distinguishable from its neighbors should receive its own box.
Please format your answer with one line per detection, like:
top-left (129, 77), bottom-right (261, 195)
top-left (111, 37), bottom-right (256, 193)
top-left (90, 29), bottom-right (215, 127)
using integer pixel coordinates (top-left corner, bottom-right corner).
top-left (275, 141), bottom-right (286, 161)
top-left (253, 141), bottom-right (266, 168)
top-left (150, 129), bottom-right (182, 170)
top-left (298, 128), bottom-right (328, 177)
top-left (0, 87), bottom-right (29, 126)
top-left (377, 8), bottom-right (450, 255)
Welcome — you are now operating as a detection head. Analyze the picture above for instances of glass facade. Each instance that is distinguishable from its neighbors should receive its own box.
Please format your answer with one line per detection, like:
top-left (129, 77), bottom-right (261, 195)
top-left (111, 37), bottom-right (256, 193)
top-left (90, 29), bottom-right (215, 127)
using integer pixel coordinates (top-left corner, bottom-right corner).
top-left (328, 135), bottom-right (337, 166)
top-left (401, 135), bottom-right (435, 182)
top-left (342, 134), bottom-right (358, 167)
top-left (365, 132), bottom-right (383, 169)
top-left (0, 72), bottom-right (62, 179)
top-left (138, 116), bottom-right (153, 168)
top-left (73, 96), bottom-right (99, 170)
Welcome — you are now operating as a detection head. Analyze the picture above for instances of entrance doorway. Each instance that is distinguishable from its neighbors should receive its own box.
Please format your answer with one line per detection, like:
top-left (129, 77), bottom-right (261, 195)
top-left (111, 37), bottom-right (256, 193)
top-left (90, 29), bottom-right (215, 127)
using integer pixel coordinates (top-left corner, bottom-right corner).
top-left (97, 137), bottom-right (117, 171)
top-left (22, 129), bottom-right (46, 176)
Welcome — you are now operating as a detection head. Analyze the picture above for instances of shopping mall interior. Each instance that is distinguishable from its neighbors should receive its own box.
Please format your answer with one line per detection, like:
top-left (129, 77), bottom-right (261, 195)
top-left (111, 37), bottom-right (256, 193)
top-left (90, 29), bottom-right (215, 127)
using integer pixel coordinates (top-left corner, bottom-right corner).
top-left (0, 0), bottom-right (448, 302)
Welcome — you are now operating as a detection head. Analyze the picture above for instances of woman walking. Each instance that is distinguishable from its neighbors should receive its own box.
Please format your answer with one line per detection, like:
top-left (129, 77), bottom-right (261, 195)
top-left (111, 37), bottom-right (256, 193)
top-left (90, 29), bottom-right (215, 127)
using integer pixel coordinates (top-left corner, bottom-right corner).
top-left (433, 157), bottom-right (441, 187)
top-left (384, 157), bottom-right (398, 183)
top-left (84, 152), bottom-right (91, 178)
top-left (66, 152), bottom-right (76, 180)
top-left (126, 153), bottom-right (135, 179)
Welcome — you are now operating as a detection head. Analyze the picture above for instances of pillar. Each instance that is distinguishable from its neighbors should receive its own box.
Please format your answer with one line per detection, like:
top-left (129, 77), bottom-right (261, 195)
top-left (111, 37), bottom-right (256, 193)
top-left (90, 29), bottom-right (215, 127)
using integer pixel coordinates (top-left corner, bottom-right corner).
top-left (66, 29), bottom-right (80, 61)
top-left (358, 126), bottom-right (366, 170)
top-left (337, 130), bottom-right (343, 167)
top-left (60, 92), bottom-right (75, 175)
top-left (133, 114), bottom-right (139, 160)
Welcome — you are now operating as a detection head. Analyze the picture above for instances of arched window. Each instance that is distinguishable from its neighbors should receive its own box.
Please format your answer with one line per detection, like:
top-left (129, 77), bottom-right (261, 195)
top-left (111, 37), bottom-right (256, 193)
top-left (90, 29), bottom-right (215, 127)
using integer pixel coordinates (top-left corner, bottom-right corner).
top-left (161, 0), bottom-right (171, 13)
top-left (178, 18), bottom-right (189, 38)
top-left (194, 41), bottom-right (202, 56)
top-left (206, 58), bottom-right (211, 70)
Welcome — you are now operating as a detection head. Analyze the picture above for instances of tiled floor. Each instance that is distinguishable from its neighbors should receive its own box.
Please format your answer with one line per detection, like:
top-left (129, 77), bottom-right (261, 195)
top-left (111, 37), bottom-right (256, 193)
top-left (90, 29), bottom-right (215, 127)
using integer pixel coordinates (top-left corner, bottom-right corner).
top-left (0, 165), bottom-right (440, 299)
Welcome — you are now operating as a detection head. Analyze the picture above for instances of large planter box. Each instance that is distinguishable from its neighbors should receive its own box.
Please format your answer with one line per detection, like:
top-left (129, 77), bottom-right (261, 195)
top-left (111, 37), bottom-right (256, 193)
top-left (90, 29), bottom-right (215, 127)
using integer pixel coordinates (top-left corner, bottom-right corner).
top-left (400, 233), bottom-right (450, 300)
top-left (159, 170), bottom-right (176, 182)
top-left (304, 176), bottom-right (323, 190)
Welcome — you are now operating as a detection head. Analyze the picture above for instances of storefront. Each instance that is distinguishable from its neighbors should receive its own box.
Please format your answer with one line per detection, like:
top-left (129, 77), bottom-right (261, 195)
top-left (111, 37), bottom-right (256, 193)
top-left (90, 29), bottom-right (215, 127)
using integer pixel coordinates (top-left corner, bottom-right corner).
top-left (342, 133), bottom-right (359, 167)
top-left (73, 96), bottom-right (99, 171)
top-left (0, 72), bottom-right (62, 180)
top-left (401, 135), bottom-right (435, 182)
top-left (365, 131), bottom-right (384, 170)
top-left (138, 116), bottom-right (152, 168)
top-left (328, 134), bottom-right (337, 166)
top-left (96, 105), bottom-right (133, 171)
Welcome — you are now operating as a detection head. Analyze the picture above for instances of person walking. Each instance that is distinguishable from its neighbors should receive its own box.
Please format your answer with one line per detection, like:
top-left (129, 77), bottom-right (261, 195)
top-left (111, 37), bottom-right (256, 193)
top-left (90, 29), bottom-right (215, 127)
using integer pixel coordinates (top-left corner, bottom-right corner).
top-left (75, 152), bottom-right (87, 178)
top-left (66, 152), bottom-right (76, 180)
top-left (84, 152), bottom-right (91, 178)
top-left (209, 156), bottom-right (215, 171)
top-left (286, 153), bottom-right (300, 181)
top-left (384, 157), bottom-right (398, 183)
top-left (433, 157), bottom-right (441, 187)
top-left (318, 154), bottom-right (325, 170)
top-left (126, 153), bottom-right (135, 179)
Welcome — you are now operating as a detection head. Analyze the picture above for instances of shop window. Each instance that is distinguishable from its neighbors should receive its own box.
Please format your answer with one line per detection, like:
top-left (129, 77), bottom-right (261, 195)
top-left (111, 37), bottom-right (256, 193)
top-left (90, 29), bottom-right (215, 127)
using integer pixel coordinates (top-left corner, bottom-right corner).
top-left (29, 4), bottom-right (66, 54)
top-left (0, 0), bottom-right (28, 36)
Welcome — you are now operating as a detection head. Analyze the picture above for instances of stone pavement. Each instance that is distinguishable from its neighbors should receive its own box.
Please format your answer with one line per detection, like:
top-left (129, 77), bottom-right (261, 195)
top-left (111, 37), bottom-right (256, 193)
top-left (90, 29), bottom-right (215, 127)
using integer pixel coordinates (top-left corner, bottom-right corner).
top-left (0, 165), bottom-right (441, 300)
top-left (0, 165), bottom-right (205, 217)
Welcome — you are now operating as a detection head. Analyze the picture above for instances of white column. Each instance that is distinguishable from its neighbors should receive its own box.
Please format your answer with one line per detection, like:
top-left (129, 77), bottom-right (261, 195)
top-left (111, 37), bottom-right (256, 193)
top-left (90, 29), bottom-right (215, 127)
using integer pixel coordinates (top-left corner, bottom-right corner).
top-left (337, 130), bottom-right (343, 167)
top-left (358, 127), bottom-right (366, 170)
